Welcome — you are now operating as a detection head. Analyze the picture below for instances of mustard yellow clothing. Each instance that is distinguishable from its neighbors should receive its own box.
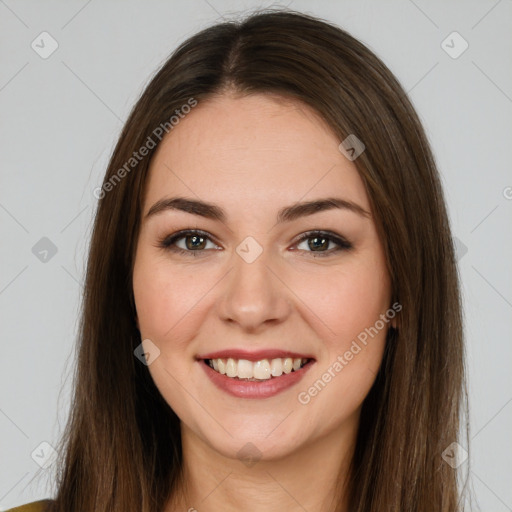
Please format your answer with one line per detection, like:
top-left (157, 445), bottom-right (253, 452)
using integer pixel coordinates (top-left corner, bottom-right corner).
top-left (5, 500), bottom-right (53, 512)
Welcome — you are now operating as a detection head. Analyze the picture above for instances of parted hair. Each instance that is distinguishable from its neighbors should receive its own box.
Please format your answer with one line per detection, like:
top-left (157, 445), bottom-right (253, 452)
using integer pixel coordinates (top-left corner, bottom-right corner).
top-left (44, 9), bottom-right (469, 512)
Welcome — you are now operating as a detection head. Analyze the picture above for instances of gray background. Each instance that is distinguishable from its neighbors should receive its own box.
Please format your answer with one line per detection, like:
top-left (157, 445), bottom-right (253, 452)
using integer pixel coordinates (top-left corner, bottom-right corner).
top-left (1, 0), bottom-right (511, 510)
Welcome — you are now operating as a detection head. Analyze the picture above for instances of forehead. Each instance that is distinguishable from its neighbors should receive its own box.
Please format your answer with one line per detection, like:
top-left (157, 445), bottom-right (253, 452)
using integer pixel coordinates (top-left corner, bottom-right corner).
top-left (144, 93), bottom-right (369, 215)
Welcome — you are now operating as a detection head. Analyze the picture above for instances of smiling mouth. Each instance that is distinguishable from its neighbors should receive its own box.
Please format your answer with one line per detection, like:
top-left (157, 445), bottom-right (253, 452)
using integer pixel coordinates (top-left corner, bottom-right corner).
top-left (204, 357), bottom-right (313, 381)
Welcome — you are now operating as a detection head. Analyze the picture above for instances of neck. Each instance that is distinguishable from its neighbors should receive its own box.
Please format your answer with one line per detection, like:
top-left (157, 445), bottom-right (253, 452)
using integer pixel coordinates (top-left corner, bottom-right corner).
top-left (165, 418), bottom-right (358, 512)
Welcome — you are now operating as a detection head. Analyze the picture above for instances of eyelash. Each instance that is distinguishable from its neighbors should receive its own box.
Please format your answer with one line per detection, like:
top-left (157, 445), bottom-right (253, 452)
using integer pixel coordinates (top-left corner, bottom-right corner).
top-left (157, 229), bottom-right (352, 258)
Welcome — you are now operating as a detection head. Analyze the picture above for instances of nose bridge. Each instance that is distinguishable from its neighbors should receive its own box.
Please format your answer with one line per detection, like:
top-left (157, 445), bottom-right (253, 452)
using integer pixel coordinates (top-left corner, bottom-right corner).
top-left (217, 235), bottom-right (290, 330)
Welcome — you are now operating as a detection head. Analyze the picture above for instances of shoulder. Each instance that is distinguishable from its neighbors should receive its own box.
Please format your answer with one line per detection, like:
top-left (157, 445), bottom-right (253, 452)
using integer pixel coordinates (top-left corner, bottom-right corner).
top-left (4, 500), bottom-right (54, 512)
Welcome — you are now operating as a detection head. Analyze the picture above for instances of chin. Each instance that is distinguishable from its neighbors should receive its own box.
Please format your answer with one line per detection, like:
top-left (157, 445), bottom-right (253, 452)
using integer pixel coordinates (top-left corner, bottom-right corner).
top-left (185, 412), bottom-right (314, 464)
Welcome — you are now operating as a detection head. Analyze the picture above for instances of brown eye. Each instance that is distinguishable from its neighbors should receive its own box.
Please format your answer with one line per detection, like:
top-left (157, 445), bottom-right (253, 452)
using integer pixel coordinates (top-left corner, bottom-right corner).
top-left (307, 235), bottom-right (329, 251)
top-left (158, 230), bottom-right (219, 256)
top-left (184, 234), bottom-right (207, 250)
top-left (294, 231), bottom-right (352, 257)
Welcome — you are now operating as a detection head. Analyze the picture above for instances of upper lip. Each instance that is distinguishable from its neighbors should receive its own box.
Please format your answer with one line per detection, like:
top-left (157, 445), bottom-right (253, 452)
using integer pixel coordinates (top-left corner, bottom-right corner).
top-left (197, 349), bottom-right (315, 362)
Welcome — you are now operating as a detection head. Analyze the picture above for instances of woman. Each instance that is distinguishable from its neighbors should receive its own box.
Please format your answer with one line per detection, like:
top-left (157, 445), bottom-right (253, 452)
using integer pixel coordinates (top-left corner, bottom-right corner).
top-left (10, 8), bottom-right (469, 512)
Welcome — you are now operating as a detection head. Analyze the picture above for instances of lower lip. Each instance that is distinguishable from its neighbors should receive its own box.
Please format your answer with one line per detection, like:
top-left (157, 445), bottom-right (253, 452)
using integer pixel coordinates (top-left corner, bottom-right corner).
top-left (199, 359), bottom-right (315, 399)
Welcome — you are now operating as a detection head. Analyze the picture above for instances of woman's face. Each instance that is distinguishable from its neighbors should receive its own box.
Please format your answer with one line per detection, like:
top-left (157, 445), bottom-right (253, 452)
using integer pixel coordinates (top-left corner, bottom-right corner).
top-left (132, 92), bottom-right (393, 461)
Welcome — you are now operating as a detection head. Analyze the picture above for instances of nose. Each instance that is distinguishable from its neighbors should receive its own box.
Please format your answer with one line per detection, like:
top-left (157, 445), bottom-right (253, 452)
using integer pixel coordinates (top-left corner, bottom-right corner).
top-left (216, 245), bottom-right (292, 333)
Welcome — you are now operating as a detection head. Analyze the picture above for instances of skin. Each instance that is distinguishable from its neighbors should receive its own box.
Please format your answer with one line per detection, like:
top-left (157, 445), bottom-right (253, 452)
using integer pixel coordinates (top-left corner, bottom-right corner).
top-left (132, 92), bottom-right (395, 512)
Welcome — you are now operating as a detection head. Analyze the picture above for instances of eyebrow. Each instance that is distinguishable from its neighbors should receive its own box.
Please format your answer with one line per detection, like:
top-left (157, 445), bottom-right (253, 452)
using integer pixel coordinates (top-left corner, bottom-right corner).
top-left (144, 196), bottom-right (371, 224)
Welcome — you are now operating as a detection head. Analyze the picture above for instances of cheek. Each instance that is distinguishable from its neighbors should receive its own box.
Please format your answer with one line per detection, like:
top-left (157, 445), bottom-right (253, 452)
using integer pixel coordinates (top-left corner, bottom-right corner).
top-left (293, 264), bottom-right (390, 422)
top-left (133, 252), bottom-right (214, 346)
top-left (294, 258), bottom-right (390, 346)
top-left (132, 252), bottom-right (207, 410)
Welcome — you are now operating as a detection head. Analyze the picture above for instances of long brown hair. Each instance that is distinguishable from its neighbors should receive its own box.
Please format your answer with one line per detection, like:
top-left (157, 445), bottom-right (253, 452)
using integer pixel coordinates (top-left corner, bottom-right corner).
top-left (43, 9), bottom-right (469, 511)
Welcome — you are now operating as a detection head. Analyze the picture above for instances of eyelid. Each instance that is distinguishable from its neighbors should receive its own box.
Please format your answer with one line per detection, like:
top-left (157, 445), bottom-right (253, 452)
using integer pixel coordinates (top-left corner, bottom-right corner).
top-left (293, 230), bottom-right (351, 247)
top-left (292, 230), bottom-right (353, 256)
top-left (158, 229), bottom-right (221, 252)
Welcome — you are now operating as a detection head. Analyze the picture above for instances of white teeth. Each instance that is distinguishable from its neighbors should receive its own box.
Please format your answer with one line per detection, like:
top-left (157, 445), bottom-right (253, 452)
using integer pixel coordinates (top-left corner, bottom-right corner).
top-left (237, 359), bottom-right (253, 379)
top-left (253, 360), bottom-right (271, 380)
top-left (270, 358), bottom-right (283, 377)
top-left (207, 356), bottom-right (309, 380)
top-left (226, 358), bottom-right (237, 377)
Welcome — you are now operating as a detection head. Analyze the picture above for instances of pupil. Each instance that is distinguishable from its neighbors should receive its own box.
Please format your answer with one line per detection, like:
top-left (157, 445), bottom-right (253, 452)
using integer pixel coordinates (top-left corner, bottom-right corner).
top-left (310, 236), bottom-right (328, 251)
top-left (187, 235), bottom-right (205, 250)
